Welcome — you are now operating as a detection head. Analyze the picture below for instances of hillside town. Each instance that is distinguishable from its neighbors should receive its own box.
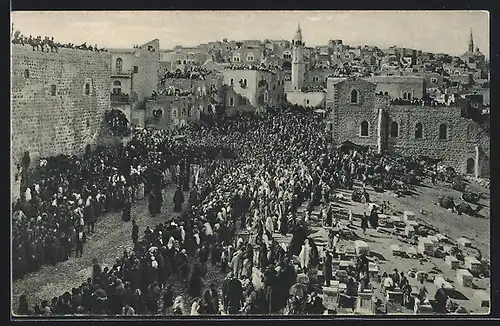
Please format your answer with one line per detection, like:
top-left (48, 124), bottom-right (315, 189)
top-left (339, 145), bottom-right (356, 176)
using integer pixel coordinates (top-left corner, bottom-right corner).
top-left (11, 13), bottom-right (490, 318)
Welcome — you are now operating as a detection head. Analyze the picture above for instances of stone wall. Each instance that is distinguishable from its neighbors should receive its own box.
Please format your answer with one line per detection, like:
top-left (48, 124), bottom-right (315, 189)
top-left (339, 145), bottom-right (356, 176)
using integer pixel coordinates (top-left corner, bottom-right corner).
top-left (11, 44), bottom-right (111, 166)
top-left (329, 77), bottom-right (490, 177)
top-left (384, 105), bottom-right (489, 175)
top-left (133, 39), bottom-right (160, 102)
top-left (285, 91), bottom-right (325, 108)
top-left (330, 77), bottom-right (379, 147)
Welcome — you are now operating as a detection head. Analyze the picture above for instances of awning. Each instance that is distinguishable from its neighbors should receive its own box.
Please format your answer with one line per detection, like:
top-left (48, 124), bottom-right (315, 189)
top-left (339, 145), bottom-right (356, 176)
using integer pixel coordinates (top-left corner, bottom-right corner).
top-left (314, 109), bottom-right (326, 114)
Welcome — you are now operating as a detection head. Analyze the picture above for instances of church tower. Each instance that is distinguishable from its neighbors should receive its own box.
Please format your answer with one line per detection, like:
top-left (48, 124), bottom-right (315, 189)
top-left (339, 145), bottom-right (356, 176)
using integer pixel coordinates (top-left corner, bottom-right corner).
top-left (468, 28), bottom-right (474, 54)
top-left (292, 24), bottom-right (305, 91)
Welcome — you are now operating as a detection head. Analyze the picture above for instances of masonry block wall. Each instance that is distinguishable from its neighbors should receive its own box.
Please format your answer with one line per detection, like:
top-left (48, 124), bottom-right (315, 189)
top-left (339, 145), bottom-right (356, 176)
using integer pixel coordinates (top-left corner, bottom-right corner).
top-left (329, 77), bottom-right (490, 177)
top-left (330, 78), bottom-right (379, 147)
top-left (134, 39), bottom-right (160, 102)
top-left (384, 105), bottom-right (489, 175)
top-left (11, 44), bottom-right (111, 167)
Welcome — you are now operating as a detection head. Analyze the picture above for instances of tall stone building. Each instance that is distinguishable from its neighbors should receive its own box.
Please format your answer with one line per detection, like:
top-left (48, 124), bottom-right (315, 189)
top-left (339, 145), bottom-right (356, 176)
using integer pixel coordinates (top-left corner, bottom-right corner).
top-left (291, 24), bottom-right (305, 91)
top-left (327, 77), bottom-right (490, 177)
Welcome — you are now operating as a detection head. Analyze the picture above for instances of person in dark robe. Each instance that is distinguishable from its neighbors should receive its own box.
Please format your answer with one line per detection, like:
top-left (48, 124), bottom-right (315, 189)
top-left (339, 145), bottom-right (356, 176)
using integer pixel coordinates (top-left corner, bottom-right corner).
top-left (74, 226), bottom-right (86, 258)
top-left (361, 213), bottom-right (368, 234)
top-left (202, 283), bottom-right (219, 314)
top-left (323, 251), bottom-right (333, 286)
top-left (188, 187), bottom-right (198, 208)
top-left (173, 187), bottom-right (185, 213)
top-left (131, 220), bottom-right (139, 244)
top-left (369, 207), bottom-right (379, 229)
top-left (18, 294), bottom-right (30, 315)
top-left (149, 186), bottom-right (158, 218)
top-left (226, 275), bottom-right (244, 314)
top-left (187, 264), bottom-right (203, 298)
top-left (122, 186), bottom-right (132, 222)
top-left (434, 284), bottom-right (448, 314)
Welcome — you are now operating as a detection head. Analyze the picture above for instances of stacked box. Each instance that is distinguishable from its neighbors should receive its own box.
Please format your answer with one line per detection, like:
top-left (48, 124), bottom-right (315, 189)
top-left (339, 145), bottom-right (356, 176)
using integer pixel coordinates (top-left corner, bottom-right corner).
top-left (354, 240), bottom-right (370, 255)
top-left (474, 290), bottom-right (490, 308)
top-left (456, 237), bottom-right (472, 247)
top-left (464, 256), bottom-right (481, 274)
top-left (405, 225), bottom-right (415, 237)
top-left (436, 233), bottom-right (447, 242)
top-left (427, 235), bottom-right (438, 243)
top-left (404, 211), bottom-right (416, 222)
top-left (446, 255), bottom-right (460, 269)
top-left (418, 238), bottom-right (435, 256)
top-left (456, 269), bottom-right (473, 288)
top-left (406, 220), bottom-right (419, 227)
top-left (434, 276), bottom-right (454, 289)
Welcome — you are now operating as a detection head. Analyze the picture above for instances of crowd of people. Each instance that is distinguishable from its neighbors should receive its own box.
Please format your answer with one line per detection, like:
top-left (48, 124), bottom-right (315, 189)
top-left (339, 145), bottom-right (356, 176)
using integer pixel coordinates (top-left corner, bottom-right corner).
top-left (15, 107), bottom-right (442, 316)
top-left (11, 29), bottom-right (108, 53)
top-left (388, 97), bottom-right (454, 107)
top-left (160, 67), bottom-right (213, 81)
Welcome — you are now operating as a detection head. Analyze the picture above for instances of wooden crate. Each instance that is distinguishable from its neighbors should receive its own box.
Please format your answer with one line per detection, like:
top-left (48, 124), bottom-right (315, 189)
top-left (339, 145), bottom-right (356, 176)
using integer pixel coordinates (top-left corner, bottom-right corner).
top-left (456, 269), bottom-right (473, 288)
top-left (474, 290), bottom-right (490, 308)
top-left (445, 255), bottom-right (459, 269)
top-left (404, 211), bottom-right (416, 222)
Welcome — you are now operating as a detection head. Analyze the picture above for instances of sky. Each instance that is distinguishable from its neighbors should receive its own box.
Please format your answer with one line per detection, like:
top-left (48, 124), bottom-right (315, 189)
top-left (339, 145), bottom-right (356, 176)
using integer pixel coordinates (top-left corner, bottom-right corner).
top-left (11, 11), bottom-right (490, 57)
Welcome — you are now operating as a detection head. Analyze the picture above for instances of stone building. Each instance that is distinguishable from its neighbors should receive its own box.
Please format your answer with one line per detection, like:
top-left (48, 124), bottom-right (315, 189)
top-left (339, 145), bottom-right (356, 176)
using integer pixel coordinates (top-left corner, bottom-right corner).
top-left (144, 95), bottom-right (205, 129)
top-left (222, 68), bottom-right (285, 114)
top-left (365, 76), bottom-right (425, 100)
top-left (108, 39), bottom-right (161, 125)
top-left (326, 77), bottom-right (490, 177)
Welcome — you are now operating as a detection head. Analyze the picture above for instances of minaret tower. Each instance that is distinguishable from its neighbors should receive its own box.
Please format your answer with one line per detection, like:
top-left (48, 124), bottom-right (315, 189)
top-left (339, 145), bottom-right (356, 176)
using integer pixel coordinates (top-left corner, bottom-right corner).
top-left (292, 24), bottom-right (305, 91)
top-left (468, 28), bottom-right (474, 54)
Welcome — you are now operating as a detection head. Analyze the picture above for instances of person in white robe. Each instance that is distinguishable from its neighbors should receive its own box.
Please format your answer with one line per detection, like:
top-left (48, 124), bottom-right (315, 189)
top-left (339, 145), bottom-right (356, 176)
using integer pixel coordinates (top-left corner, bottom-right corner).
top-left (299, 240), bottom-right (312, 272)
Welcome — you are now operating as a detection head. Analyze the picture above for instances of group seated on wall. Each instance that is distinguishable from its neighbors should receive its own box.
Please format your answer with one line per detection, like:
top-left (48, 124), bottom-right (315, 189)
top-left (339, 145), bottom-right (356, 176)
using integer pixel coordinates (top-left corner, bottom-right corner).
top-left (11, 29), bottom-right (107, 53)
top-left (385, 95), bottom-right (455, 107)
top-left (159, 66), bottom-right (213, 81)
top-left (224, 62), bottom-right (283, 73)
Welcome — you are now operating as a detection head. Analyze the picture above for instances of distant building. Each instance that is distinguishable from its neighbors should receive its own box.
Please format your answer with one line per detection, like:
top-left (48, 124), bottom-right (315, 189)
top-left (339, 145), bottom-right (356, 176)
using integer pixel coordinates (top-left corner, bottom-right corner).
top-left (326, 77), bottom-right (490, 177)
top-left (222, 68), bottom-right (285, 114)
top-left (108, 39), bottom-right (160, 125)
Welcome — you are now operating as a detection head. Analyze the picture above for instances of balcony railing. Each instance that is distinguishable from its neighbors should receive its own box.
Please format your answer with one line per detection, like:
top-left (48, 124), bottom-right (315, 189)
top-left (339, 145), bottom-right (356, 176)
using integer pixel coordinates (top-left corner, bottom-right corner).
top-left (111, 70), bottom-right (132, 78)
top-left (111, 93), bottom-right (130, 104)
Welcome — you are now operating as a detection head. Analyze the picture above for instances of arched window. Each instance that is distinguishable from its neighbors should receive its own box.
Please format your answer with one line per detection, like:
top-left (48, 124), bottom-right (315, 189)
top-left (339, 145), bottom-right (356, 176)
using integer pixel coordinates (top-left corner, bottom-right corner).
top-left (187, 106), bottom-right (192, 117)
top-left (246, 53), bottom-right (254, 62)
top-left (415, 122), bottom-right (423, 139)
top-left (390, 122), bottom-right (399, 138)
top-left (230, 78), bottom-right (234, 86)
top-left (384, 91), bottom-right (388, 96)
top-left (407, 92), bottom-right (412, 100)
top-left (439, 123), bottom-right (448, 140)
top-left (360, 120), bottom-right (369, 136)
top-left (402, 92), bottom-right (407, 100)
top-left (350, 90), bottom-right (359, 104)
top-left (466, 158), bottom-right (475, 174)
top-left (115, 58), bottom-right (123, 73)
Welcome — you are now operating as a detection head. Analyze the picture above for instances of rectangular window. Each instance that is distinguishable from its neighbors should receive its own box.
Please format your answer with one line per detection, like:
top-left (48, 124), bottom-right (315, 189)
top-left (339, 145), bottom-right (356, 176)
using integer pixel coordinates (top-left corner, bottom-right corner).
top-left (51, 85), bottom-right (57, 96)
top-left (85, 83), bottom-right (90, 95)
top-left (133, 66), bottom-right (139, 73)
top-left (229, 97), bottom-right (234, 106)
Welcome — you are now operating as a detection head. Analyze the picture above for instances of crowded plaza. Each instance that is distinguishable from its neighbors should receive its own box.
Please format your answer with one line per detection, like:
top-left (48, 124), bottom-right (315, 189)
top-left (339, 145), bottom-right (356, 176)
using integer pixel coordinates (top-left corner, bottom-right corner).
top-left (13, 106), bottom-right (490, 316)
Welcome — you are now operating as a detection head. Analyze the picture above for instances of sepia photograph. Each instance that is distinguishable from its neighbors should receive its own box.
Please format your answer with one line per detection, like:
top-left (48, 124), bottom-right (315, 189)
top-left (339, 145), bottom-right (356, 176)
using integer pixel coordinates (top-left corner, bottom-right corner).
top-left (10, 10), bottom-right (490, 318)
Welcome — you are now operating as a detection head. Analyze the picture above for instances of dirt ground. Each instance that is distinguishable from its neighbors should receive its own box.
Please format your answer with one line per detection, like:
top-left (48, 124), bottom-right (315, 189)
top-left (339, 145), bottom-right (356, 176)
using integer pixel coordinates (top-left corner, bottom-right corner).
top-left (11, 185), bottom-right (226, 315)
top-left (11, 176), bottom-right (490, 316)
top-left (329, 177), bottom-right (490, 315)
